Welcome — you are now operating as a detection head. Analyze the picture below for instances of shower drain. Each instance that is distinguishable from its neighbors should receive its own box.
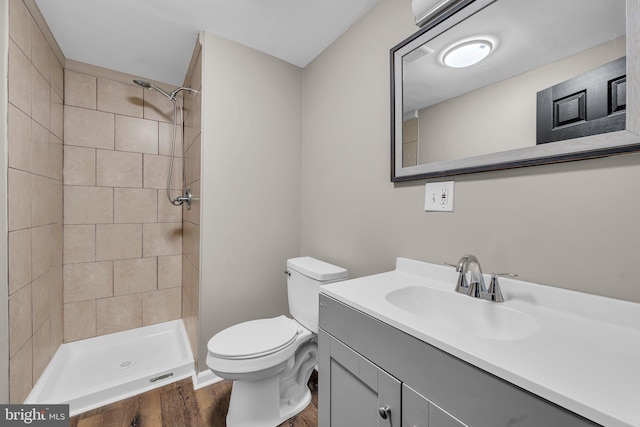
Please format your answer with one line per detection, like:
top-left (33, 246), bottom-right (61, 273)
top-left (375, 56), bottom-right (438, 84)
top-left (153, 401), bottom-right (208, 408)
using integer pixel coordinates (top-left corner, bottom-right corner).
top-left (118, 360), bottom-right (136, 369)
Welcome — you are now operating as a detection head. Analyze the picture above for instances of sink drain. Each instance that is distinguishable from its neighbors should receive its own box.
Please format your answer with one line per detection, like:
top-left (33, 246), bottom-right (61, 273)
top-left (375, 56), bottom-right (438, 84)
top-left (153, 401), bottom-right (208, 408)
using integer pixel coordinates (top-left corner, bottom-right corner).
top-left (119, 360), bottom-right (136, 369)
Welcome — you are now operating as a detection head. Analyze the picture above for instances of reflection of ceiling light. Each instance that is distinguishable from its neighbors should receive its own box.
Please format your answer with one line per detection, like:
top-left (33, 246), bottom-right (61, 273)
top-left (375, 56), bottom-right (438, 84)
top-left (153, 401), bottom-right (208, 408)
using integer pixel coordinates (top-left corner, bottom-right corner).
top-left (443, 39), bottom-right (493, 68)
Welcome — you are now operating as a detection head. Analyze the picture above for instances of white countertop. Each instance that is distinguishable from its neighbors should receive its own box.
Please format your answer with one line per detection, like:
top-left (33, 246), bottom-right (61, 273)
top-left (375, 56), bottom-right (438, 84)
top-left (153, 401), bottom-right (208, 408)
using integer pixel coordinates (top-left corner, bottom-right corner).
top-left (321, 257), bottom-right (640, 427)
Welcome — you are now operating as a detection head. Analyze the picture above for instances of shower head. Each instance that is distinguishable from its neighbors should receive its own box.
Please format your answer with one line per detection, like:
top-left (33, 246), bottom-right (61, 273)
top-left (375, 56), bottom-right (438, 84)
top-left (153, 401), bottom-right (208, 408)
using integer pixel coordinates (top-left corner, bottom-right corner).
top-left (133, 80), bottom-right (198, 102)
top-left (133, 79), bottom-right (152, 89)
top-left (133, 79), bottom-right (174, 100)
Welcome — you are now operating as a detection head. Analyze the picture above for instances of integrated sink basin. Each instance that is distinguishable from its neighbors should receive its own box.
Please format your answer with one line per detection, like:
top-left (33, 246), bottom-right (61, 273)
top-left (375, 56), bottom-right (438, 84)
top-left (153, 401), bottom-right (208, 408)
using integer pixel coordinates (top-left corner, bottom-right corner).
top-left (385, 286), bottom-right (539, 341)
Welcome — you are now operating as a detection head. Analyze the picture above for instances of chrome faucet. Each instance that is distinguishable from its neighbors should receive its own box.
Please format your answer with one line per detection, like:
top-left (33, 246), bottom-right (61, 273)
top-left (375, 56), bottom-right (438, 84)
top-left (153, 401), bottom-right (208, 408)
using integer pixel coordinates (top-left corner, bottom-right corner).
top-left (450, 255), bottom-right (517, 302)
top-left (454, 254), bottom-right (486, 297)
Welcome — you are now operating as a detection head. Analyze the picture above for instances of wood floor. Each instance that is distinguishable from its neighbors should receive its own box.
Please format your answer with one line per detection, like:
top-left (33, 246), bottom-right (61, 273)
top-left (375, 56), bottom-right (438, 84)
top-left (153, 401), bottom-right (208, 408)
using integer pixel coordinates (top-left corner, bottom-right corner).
top-left (69, 372), bottom-right (318, 427)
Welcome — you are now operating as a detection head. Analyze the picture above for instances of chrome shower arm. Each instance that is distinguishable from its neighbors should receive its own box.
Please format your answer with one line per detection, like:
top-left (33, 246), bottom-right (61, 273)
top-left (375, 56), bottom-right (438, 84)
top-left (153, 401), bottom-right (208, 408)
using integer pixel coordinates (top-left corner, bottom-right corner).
top-left (133, 79), bottom-right (193, 210)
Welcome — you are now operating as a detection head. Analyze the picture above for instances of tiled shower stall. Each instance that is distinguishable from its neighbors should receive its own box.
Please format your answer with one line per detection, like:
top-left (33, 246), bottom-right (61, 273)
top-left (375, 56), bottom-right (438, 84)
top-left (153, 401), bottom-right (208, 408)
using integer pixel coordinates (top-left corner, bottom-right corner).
top-left (61, 65), bottom-right (183, 342)
top-left (6, 0), bottom-right (200, 403)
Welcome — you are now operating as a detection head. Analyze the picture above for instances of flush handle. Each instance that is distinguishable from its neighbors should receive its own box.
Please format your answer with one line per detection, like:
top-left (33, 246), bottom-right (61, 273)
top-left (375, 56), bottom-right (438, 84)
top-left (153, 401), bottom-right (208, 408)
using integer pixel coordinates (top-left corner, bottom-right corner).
top-left (378, 405), bottom-right (391, 419)
top-left (283, 270), bottom-right (291, 277)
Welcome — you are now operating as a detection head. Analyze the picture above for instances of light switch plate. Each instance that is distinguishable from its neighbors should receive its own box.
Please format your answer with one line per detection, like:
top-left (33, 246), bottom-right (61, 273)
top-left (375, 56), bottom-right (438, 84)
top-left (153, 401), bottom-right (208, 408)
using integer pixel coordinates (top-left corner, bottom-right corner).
top-left (425, 181), bottom-right (454, 212)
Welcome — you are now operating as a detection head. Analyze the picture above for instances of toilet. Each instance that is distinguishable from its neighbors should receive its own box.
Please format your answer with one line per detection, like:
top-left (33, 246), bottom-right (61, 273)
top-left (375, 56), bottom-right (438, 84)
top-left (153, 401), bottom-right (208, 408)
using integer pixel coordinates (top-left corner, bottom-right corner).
top-left (206, 257), bottom-right (348, 427)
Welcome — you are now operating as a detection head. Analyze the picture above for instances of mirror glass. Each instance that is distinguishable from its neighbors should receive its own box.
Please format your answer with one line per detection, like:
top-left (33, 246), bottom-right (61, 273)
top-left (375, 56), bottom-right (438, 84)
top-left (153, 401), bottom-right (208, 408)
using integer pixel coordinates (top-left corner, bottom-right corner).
top-left (392, 0), bottom-right (634, 181)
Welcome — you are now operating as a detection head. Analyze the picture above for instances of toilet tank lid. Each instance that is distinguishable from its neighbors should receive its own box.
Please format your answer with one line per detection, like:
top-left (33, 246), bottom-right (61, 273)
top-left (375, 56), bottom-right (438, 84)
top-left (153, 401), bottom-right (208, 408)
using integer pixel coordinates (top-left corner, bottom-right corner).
top-left (287, 257), bottom-right (347, 281)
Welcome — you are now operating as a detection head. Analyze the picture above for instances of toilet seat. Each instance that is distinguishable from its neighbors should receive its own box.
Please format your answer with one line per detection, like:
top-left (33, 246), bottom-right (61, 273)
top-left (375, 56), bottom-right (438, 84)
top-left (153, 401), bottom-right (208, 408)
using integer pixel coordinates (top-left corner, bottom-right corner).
top-left (207, 316), bottom-right (313, 378)
top-left (208, 316), bottom-right (300, 360)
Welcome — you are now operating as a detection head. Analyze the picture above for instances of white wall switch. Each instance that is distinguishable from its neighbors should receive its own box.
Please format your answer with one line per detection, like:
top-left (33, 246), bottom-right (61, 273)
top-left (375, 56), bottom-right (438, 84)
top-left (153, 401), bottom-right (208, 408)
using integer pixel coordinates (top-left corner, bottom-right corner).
top-left (425, 181), bottom-right (454, 212)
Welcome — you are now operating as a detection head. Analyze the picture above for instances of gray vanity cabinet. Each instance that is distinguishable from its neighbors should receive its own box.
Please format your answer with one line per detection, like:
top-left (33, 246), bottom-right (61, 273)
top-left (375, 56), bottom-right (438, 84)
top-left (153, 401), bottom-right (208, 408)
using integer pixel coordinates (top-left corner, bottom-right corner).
top-left (318, 294), bottom-right (601, 427)
top-left (318, 330), bottom-right (401, 426)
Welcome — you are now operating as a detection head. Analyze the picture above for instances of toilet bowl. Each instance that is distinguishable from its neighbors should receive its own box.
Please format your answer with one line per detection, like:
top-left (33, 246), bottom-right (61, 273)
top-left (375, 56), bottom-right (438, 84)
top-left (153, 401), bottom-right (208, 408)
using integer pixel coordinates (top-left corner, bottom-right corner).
top-left (206, 257), bottom-right (347, 427)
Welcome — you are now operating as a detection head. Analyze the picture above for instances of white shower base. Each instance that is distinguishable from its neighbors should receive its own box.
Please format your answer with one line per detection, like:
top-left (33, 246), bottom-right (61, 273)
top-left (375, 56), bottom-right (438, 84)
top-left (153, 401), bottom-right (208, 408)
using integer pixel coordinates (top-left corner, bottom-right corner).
top-left (26, 319), bottom-right (194, 416)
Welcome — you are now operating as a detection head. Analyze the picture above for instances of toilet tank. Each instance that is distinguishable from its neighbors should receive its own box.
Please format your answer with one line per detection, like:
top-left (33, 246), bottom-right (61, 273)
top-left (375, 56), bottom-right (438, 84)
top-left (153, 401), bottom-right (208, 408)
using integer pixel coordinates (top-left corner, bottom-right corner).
top-left (287, 257), bottom-right (347, 333)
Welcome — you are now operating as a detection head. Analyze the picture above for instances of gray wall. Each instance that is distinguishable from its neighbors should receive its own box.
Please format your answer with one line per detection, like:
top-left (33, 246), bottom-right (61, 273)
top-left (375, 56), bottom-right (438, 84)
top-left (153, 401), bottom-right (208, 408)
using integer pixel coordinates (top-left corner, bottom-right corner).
top-left (1, 0), bottom-right (9, 404)
top-left (199, 33), bottom-right (303, 370)
top-left (301, 0), bottom-right (640, 304)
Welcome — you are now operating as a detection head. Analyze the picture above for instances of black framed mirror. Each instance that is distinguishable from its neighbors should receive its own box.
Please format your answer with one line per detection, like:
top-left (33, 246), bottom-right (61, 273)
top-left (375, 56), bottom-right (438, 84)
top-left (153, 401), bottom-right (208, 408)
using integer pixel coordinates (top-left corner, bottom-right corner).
top-left (391, 0), bottom-right (640, 182)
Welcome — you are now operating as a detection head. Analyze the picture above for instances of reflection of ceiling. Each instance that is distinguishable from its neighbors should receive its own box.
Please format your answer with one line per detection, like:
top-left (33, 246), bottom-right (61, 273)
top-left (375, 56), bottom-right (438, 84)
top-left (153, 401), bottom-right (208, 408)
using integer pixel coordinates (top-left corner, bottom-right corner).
top-left (402, 0), bottom-right (626, 114)
top-left (34, 0), bottom-right (380, 86)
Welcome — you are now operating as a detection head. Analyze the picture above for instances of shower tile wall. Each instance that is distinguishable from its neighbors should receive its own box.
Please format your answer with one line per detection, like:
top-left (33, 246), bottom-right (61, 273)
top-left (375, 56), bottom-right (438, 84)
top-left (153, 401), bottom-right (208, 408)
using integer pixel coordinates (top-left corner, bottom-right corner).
top-left (7, 0), bottom-right (65, 403)
top-left (181, 44), bottom-right (202, 366)
top-left (63, 65), bottom-right (183, 342)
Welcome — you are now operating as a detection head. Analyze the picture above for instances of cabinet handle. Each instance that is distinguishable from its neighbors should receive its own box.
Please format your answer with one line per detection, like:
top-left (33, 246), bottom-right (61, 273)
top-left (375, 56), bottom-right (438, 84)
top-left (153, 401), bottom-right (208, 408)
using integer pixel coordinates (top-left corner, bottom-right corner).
top-left (378, 405), bottom-right (391, 419)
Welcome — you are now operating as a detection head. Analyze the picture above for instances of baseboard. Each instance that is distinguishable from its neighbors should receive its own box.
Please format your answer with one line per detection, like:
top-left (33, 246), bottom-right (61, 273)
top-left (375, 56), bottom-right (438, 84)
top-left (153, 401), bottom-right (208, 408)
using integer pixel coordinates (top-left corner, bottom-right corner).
top-left (192, 369), bottom-right (223, 390)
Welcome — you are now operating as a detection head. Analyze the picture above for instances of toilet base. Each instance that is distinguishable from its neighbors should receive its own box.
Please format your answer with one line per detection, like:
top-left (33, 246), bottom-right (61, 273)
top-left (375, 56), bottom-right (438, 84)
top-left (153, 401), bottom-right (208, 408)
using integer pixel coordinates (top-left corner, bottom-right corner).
top-left (227, 376), bottom-right (311, 427)
top-left (225, 341), bottom-right (318, 427)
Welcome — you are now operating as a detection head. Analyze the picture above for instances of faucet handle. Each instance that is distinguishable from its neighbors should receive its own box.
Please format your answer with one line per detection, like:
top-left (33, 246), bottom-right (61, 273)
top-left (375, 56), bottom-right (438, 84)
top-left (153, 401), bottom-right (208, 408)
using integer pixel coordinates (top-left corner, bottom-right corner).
top-left (486, 273), bottom-right (518, 302)
top-left (493, 272), bottom-right (518, 281)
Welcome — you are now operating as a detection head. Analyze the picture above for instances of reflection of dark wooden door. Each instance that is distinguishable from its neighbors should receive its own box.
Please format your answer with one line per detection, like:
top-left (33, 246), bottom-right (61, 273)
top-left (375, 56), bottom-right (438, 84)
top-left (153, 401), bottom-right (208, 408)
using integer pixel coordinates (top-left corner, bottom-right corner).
top-left (536, 56), bottom-right (626, 144)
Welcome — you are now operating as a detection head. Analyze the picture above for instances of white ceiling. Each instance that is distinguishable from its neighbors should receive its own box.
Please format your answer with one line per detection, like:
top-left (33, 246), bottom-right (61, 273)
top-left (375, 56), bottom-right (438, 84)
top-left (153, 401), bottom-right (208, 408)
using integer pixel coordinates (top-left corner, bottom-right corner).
top-left (34, 0), bottom-right (381, 86)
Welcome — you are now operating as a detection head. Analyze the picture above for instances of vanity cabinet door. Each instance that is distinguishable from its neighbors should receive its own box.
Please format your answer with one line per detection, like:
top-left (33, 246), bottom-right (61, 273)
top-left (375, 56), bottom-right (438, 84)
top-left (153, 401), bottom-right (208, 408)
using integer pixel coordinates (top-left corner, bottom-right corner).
top-left (318, 330), bottom-right (401, 427)
top-left (403, 384), bottom-right (466, 427)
